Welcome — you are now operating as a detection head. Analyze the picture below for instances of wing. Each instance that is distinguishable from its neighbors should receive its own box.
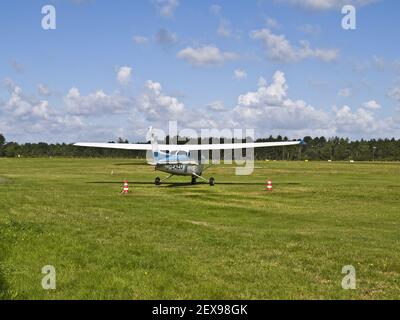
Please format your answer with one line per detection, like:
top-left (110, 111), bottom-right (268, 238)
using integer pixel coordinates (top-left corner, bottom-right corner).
top-left (74, 140), bottom-right (302, 152)
top-left (159, 141), bottom-right (302, 152)
top-left (74, 143), bottom-right (152, 151)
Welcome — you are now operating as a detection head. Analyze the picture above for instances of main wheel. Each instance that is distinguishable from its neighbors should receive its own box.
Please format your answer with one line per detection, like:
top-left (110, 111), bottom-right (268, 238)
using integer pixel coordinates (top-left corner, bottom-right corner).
top-left (155, 177), bottom-right (161, 186)
top-left (191, 177), bottom-right (197, 185)
top-left (209, 177), bottom-right (215, 187)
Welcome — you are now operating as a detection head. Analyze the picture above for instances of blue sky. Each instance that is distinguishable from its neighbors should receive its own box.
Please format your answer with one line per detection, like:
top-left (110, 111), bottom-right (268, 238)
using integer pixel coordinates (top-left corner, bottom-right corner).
top-left (0, 0), bottom-right (399, 143)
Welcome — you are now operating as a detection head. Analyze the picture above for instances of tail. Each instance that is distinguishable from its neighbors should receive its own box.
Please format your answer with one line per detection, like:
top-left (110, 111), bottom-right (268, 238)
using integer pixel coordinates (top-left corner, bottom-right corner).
top-left (147, 127), bottom-right (160, 161)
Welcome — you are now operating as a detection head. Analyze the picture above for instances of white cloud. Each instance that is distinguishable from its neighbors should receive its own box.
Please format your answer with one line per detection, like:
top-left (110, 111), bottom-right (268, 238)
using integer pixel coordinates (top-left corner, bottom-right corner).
top-left (152, 0), bottom-right (179, 18)
top-left (332, 105), bottom-right (388, 135)
top-left (257, 77), bottom-right (267, 87)
top-left (133, 35), bottom-right (148, 45)
top-left (65, 87), bottom-right (130, 115)
top-left (234, 71), bottom-right (332, 135)
top-left (136, 80), bottom-right (184, 121)
top-left (116, 66), bottom-right (132, 86)
top-left (177, 45), bottom-right (239, 67)
top-left (0, 80), bottom-right (84, 138)
top-left (207, 100), bottom-right (225, 112)
top-left (275, 0), bottom-right (378, 10)
top-left (362, 100), bottom-right (381, 110)
top-left (234, 69), bottom-right (247, 80)
top-left (233, 71), bottom-right (395, 138)
top-left (250, 28), bottom-right (339, 63)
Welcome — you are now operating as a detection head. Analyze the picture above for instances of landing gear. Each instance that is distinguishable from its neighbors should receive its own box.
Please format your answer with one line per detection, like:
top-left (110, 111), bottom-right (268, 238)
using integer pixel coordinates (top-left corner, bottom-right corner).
top-left (155, 174), bottom-right (173, 186)
top-left (191, 177), bottom-right (197, 185)
top-left (192, 173), bottom-right (215, 187)
top-left (209, 177), bottom-right (215, 187)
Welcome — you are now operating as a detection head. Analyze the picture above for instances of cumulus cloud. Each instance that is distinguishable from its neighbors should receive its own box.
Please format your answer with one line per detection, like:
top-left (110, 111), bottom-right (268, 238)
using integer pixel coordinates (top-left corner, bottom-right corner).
top-left (152, 0), bottom-right (179, 18)
top-left (0, 80), bottom-right (84, 138)
top-left (332, 105), bottom-right (388, 135)
top-left (234, 69), bottom-right (247, 80)
top-left (234, 71), bottom-right (332, 135)
top-left (136, 80), bottom-right (184, 121)
top-left (206, 100), bottom-right (225, 112)
top-left (274, 0), bottom-right (378, 10)
top-left (116, 66), bottom-right (132, 85)
top-left (233, 71), bottom-right (395, 138)
top-left (65, 87), bottom-right (130, 115)
top-left (250, 28), bottom-right (339, 63)
top-left (177, 45), bottom-right (239, 67)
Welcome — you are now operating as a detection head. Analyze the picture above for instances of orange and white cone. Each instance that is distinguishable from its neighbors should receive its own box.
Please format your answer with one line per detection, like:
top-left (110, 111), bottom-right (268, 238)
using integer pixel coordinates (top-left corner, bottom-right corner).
top-left (266, 179), bottom-right (273, 192)
top-left (122, 180), bottom-right (129, 194)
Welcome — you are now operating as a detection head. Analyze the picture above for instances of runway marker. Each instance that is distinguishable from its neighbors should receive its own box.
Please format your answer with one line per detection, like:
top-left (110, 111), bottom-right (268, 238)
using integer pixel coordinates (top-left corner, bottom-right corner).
top-left (266, 179), bottom-right (273, 192)
top-left (122, 180), bottom-right (129, 195)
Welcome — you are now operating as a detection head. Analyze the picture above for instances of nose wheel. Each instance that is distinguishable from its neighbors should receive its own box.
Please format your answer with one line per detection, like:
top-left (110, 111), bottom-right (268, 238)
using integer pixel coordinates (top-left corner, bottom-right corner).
top-left (155, 177), bottom-right (161, 186)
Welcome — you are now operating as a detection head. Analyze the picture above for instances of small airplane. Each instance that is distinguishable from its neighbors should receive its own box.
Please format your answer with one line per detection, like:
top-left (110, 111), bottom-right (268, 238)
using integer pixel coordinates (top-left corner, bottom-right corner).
top-left (74, 128), bottom-right (303, 186)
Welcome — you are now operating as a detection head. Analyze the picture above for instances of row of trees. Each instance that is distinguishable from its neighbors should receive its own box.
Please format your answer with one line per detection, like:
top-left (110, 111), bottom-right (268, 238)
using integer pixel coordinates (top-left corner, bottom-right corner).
top-left (0, 133), bottom-right (399, 161)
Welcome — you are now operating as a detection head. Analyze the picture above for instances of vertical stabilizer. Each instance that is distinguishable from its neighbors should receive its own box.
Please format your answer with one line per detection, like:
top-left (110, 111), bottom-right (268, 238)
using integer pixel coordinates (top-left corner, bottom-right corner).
top-left (147, 127), bottom-right (160, 161)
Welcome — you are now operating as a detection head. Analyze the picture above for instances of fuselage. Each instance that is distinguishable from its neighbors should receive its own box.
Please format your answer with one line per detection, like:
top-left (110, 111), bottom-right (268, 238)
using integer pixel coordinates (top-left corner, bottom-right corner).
top-left (153, 152), bottom-right (204, 176)
top-left (156, 163), bottom-right (204, 176)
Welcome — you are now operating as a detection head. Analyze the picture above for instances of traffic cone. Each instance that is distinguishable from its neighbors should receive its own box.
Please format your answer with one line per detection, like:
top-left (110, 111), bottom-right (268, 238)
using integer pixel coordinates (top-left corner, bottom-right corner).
top-left (122, 180), bottom-right (129, 195)
top-left (266, 179), bottom-right (273, 192)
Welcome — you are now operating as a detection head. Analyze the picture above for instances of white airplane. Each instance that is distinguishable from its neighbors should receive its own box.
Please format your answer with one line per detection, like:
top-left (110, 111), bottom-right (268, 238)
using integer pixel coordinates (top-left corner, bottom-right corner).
top-left (74, 128), bottom-right (303, 186)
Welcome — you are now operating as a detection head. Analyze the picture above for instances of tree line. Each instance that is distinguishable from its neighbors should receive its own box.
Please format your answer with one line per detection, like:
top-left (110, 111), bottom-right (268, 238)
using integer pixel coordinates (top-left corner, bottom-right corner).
top-left (0, 133), bottom-right (399, 161)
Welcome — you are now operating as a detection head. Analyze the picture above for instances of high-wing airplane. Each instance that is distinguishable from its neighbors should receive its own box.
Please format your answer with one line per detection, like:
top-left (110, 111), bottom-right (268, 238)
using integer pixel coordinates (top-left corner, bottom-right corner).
top-left (74, 128), bottom-right (303, 186)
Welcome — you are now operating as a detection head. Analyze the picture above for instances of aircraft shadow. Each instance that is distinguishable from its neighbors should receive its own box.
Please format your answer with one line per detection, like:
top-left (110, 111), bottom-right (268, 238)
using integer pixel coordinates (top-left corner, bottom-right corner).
top-left (113, 162), bottom-right (148, 166)
top-left (86, 181), bottom-right (301, 187)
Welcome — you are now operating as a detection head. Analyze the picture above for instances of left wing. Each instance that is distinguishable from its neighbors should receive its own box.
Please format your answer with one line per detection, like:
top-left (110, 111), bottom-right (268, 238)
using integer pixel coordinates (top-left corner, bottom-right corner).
top-left (74, 143), bottom-right (152, 150)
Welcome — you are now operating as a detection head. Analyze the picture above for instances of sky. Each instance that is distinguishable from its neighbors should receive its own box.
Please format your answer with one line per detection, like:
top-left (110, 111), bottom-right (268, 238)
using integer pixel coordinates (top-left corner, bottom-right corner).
top-left (0, 0), bottom-right (400, 143)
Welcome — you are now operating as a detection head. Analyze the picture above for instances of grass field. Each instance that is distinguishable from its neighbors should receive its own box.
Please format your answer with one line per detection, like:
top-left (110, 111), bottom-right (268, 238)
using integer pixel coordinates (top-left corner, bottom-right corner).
top-left (0, 158), bottom-right (399, 300)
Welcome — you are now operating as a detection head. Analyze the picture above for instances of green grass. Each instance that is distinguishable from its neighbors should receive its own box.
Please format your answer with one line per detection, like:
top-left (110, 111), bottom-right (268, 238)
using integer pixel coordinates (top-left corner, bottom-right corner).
top-left (0, 158), bottom-right (399, 300)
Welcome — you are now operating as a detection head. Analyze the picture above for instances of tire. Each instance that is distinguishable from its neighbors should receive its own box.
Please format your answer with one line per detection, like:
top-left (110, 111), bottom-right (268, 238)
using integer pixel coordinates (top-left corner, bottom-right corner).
top-left (155, 177), bottom-right (161, 186)
top-left (191, 177), bottom-right (197, 185)
top-left (209, 177), bottom-right (215, 187)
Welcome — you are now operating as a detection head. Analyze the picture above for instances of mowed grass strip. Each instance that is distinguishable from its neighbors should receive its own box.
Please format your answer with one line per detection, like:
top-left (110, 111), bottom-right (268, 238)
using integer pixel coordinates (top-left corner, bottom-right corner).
top-left (0, 158), bottom-right (399, 299)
